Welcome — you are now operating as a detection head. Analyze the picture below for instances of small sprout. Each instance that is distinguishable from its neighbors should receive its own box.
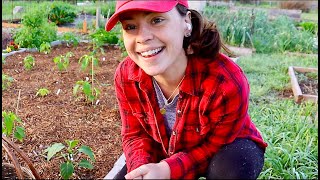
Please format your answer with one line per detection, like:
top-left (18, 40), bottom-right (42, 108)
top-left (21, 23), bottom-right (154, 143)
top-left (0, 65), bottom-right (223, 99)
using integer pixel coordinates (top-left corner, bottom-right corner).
top-left (36, 88), bottom-right (50, 97)
top-left (23, 55), bottom-right (35, 70)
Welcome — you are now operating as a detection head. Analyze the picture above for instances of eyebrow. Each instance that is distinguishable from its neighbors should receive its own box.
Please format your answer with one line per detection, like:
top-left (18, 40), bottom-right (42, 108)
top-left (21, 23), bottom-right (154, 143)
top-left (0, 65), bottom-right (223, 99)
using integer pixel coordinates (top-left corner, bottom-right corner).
top-left (119, 11), bottom-right (153, 21)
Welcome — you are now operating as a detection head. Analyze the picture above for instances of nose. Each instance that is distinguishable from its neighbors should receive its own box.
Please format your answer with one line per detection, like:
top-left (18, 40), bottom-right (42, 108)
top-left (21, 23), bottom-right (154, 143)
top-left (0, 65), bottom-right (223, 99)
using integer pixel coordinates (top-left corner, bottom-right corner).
top-left (136, 24), bottom-right (153, 44)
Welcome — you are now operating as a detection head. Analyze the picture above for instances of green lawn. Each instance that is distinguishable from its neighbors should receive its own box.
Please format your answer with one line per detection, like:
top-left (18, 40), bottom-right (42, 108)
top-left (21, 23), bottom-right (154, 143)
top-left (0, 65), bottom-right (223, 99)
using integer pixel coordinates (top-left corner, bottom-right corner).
top-left (237, 54), bottom-right (318, 179)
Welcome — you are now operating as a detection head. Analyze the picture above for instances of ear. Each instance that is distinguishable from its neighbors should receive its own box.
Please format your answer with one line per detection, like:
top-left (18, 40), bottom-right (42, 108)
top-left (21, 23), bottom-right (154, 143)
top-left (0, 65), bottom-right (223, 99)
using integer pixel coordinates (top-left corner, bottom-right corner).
top-left (184, 11), bottom-right (192, 30)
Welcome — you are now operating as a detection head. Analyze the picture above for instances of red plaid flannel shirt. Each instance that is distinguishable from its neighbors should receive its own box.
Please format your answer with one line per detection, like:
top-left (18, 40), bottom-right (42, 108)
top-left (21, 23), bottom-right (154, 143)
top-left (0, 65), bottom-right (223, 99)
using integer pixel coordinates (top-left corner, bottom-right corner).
top-left (114, 53), bottom-right (268, 179)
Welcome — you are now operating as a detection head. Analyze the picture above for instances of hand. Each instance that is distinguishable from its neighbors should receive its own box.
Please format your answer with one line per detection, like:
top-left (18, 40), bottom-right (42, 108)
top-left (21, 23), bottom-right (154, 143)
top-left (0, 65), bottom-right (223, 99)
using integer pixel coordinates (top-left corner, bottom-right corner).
top-left (125, 161), bottom-right (170, 179)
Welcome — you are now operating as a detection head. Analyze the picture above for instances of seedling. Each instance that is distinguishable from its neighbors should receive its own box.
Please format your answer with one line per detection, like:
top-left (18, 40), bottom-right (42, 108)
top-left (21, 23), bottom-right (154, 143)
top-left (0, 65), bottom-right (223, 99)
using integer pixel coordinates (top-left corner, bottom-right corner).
top-left (2, 111), bottom-right (25, 142)
top-left (36, 88), bottom-right (50, 97)
top-left (23, 55), bottom-right (35, 70)
top-left (39, 42), bottom-right (51, 54)
top-left (53, 52), bottom-right (74, 71)
top-left (2, 74), bottom-right (14, 90)
top-left (73, 80), bottom-right (100, 104)
top-left (44, 140), bottom-right (95, 179)
top-left (61, 32), bottom-right (79, 47)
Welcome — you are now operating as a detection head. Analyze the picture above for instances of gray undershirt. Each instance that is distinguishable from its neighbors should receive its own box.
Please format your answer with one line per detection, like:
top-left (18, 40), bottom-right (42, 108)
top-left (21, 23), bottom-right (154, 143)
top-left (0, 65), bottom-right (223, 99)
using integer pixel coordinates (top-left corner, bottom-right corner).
top-left (152, 78), bottom-right (178, 137)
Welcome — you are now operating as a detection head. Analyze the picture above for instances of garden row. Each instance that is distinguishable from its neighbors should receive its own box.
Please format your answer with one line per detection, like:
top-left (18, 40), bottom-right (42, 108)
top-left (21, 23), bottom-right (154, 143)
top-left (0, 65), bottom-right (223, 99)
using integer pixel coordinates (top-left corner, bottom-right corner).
top-left (204, 6), bottom-right (318, 54)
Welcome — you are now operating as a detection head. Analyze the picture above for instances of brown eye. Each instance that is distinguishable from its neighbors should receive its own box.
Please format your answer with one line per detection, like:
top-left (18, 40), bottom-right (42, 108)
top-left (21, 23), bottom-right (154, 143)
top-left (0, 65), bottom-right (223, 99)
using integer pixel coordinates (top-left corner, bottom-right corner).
top-left (124, 24), bottom-right (136, 30)
top-left (152, 17), bottom-right (164, 24)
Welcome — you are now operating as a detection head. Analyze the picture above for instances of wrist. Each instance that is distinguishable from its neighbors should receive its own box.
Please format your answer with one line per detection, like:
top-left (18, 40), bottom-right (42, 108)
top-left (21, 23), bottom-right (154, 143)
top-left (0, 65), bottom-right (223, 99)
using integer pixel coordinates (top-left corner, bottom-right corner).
top-left (159, 161), bottom-right (171, 178)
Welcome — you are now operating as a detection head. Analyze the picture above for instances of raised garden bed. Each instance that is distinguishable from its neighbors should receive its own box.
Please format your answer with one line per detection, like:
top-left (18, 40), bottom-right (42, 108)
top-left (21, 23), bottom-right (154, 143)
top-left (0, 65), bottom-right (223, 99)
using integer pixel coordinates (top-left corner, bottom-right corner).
top-left (2, 42), bottom-right (123, 179)
top-left (288, 66), bottom-right (318, 104)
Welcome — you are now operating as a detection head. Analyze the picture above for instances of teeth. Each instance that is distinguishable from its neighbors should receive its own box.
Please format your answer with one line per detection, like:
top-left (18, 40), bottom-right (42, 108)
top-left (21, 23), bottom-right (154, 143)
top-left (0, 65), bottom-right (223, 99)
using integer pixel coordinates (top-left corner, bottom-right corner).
top-left (140, 47), bottom-right (162, 57)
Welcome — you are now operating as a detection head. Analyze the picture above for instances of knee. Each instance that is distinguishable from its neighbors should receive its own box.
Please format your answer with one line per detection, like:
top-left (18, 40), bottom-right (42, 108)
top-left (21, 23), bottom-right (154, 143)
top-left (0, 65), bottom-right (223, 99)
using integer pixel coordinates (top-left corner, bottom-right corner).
top-left (206, 138), bottom-right (265, 179)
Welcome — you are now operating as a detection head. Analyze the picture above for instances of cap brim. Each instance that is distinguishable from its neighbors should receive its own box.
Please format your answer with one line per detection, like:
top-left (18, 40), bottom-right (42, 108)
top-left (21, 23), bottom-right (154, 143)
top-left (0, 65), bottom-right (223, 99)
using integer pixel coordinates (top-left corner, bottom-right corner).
top-left (105, 1), bottom-right (178, 31)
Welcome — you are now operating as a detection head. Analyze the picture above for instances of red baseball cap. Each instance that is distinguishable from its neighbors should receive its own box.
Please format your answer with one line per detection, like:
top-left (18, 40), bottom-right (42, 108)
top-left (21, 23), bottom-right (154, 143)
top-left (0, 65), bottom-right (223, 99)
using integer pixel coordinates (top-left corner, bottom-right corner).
top-left (105, 0), bottom-right (189, 31)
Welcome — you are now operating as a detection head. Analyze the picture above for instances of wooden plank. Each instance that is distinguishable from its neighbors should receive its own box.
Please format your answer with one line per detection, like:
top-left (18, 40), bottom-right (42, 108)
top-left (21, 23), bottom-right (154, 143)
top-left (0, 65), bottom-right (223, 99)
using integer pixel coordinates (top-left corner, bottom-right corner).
top-left (288, 66), bottom-right (303, 103)
top-left (288, 66), bottom-right (318, 104)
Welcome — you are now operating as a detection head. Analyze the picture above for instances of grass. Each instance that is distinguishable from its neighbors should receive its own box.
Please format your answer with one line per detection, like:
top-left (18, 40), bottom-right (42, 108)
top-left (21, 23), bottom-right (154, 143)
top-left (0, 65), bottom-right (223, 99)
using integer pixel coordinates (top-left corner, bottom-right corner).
top-left (2, 0), bottom-right (115, 21)
top-left (237, 54), bottom-right (318, 179)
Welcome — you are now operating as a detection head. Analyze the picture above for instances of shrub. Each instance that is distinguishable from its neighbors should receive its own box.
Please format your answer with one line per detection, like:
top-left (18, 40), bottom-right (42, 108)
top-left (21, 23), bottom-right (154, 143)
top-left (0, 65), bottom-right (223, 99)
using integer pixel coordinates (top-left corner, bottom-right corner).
top-left (89, 28), bottom-right (119, 45)
top-left (48, 2), bottom-right (77, 25)
top-left (13, 8), bottom-right (57, 49)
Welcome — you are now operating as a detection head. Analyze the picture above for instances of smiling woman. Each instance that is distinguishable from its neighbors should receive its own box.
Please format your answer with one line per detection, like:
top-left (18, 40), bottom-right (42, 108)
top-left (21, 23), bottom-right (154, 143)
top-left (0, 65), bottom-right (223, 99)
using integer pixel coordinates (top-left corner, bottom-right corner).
top-left (105, 0), bottom-right (268, 179)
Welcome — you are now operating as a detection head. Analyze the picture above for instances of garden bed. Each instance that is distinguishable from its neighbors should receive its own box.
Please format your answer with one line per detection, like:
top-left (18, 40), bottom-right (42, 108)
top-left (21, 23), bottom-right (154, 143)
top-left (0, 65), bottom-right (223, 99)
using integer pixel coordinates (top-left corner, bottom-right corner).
top-left (2, 42), bottom-right (123, 179)
top-left (288, 66), bottom-right (318, 104)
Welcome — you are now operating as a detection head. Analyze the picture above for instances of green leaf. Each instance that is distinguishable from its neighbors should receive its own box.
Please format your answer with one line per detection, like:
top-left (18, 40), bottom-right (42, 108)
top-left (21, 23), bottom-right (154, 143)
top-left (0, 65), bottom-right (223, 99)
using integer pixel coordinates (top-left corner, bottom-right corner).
top-left (14, 126), bottom-right (25, 142)
top-left (45, 143), bottom-right (65, 161)
top-left (3, 113), bottom-right (14, 136)
top-left (73, 84), bottom-right (80, 96)
top-left (83, 82), bottom-right (91, 96)
top-left (78, 145), bottom-right (95, 162)
top-left (65, 139), bottom-right (79, 150)
top-left (60, 161), bottom-right (74, 180)
top-left (78, 159), bottom-right (94, 169)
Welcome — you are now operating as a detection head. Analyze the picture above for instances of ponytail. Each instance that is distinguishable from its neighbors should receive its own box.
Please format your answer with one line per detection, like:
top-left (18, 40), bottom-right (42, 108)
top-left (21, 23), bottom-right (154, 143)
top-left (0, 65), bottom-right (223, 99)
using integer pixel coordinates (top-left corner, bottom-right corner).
top-left (176, 4), bottom-right (235, 59)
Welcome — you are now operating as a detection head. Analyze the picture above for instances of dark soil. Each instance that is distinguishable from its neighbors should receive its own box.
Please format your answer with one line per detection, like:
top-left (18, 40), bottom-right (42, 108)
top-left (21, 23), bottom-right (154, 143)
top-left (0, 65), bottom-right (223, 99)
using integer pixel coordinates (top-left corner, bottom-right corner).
top-left (2, 42), bottom-right (123, 179)
top-left (296, 71), bottom-right (318, 95)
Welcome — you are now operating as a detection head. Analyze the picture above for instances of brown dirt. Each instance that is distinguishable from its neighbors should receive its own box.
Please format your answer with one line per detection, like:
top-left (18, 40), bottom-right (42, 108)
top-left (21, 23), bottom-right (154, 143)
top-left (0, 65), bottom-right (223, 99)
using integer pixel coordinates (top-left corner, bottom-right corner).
top-left (296, 71), bottom-right (318, 95)
top-left (2, 42), bottom-right (123, 179)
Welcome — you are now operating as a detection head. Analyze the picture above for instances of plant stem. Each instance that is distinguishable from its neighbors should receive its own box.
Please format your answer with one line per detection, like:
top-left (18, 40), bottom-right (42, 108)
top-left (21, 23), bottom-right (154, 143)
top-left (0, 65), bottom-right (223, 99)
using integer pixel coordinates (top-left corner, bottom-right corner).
top-left (15, 89), bottom-right (21, 115)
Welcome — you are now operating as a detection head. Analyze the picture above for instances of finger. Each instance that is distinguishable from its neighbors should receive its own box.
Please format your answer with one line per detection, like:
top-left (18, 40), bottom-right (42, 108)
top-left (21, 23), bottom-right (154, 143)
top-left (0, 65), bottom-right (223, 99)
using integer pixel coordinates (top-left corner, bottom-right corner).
top-left (125, 167), bottom-right (146, 179)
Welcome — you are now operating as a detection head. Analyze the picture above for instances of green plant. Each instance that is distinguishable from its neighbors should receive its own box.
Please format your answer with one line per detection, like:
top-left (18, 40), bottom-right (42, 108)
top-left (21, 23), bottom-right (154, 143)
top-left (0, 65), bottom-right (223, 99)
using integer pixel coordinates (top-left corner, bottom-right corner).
top-left (13, 8), bottom-right (57, 49)
top-left (36, 88), bottom-right (50, 97)
top-left (89, 28), bottom-right (119, 45)
top-left (61, 32), bottom-right (79, 47)
top-left (48, 2), bottom-right (77, 25)
top-left (73, 80), bottom-right (101, 104)
top-left (53, 52), bottom-right (74, 71)
top-left (2, 74), bottom-right (14, 90)
top-left (39, 42), bottom-right (51, 54)
top-left (2, 111), bottom-right (25, 142)
top-left (23, 55), bottom-right (35, 70)
top-left (44, 140), bottom-right (95, 179)
top-left (299, 21), bottom-right (318, 34)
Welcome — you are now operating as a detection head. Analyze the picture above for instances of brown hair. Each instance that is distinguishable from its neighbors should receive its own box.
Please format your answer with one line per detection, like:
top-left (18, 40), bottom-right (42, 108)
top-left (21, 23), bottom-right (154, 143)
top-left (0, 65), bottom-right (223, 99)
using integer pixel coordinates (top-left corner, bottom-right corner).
top-left (176, 4), bottom-right (234, 58)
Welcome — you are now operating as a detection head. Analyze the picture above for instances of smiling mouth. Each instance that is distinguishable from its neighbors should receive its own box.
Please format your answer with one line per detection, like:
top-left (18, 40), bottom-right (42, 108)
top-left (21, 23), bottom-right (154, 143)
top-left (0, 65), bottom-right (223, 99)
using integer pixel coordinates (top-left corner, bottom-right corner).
top-left (139, 47), bottom-right (164, 58)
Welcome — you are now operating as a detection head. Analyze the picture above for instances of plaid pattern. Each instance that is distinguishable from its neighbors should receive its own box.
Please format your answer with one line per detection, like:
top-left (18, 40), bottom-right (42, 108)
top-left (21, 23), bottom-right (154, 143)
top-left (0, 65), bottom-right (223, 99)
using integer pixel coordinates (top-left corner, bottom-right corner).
top-left (114, 53), bottom-right (268, 179)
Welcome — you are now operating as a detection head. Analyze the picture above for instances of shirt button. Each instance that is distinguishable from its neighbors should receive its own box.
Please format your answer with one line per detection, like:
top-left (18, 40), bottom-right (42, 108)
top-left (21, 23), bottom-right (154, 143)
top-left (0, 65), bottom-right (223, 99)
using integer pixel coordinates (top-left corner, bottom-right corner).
top-left (177, 110), bottom-right (182, 114)
top-left (170, 151), bottom-right (174, 155)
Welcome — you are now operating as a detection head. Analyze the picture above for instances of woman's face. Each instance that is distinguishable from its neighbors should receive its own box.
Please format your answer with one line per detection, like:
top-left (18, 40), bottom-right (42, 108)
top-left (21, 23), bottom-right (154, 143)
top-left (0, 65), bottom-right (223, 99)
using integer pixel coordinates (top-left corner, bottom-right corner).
top-left (119, 7), bottom-right (190, 77)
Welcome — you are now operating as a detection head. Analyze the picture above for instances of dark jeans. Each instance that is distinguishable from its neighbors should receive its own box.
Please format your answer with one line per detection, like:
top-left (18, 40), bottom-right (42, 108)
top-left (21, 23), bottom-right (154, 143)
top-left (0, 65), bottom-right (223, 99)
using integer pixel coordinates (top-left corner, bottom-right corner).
top-left (114, 138), bottom-right (265, 179)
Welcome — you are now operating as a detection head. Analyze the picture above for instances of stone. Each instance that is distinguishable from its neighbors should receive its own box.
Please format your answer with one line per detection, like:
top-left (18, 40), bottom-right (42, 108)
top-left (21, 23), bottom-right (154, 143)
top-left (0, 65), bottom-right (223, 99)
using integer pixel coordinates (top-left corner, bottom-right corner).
top-left (13, 6), bottom-right (24, 15)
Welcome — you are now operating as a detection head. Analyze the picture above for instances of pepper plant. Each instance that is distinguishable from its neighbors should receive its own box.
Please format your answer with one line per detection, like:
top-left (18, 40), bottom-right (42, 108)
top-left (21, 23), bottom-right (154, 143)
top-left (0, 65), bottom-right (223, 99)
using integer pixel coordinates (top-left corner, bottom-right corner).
top-left (39, 42), bottom-right (51, 54)
top-left (44, 140), bottom-right (95, 179)
top-left (2, 111), bottom-right (25, 142)
top-left (36, 88), bottom-right (50, 97)
top-left (2, 74), bottom-right (14, 90)
top-left (23, 55), bottom-right (35, 70)
top-left (73, 80), bottom-right (101, 105)
top-left (53, 52), bottom-right (74, 72)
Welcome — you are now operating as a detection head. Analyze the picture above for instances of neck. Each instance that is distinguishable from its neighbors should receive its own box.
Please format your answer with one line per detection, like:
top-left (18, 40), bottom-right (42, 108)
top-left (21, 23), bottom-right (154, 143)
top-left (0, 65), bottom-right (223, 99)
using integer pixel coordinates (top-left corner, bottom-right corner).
top-left (153, 69), bottom-right (187, 100)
